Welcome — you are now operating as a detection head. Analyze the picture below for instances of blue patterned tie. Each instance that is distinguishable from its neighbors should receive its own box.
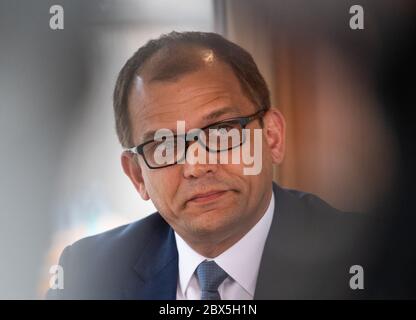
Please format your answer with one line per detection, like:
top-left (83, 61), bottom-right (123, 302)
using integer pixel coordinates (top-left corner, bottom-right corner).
top-left (196, 260), bottom-right (228, 300)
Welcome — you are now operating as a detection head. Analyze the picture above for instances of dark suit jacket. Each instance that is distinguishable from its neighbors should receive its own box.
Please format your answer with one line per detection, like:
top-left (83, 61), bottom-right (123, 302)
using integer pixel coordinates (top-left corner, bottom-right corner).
top-left (46, 182), bottom-right (371, 299)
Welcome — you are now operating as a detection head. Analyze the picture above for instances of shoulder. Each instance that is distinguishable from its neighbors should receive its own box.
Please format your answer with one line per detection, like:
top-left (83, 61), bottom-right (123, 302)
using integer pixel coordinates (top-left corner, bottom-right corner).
top-left (279, 185), bottom-right (342, 212)
top-left (275, 183), bottom-right (365, 224)
top-left (46, 212), bottom-right (170, 299)
top-left (67, 212), bottom-right (168, 256)
top-left (272, 183), bottom-right (371, 253)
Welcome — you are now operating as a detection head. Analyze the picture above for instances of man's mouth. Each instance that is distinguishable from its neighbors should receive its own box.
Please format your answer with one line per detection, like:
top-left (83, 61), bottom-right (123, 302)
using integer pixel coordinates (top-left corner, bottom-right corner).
top-left (188, 190), bottom-right (229, 204)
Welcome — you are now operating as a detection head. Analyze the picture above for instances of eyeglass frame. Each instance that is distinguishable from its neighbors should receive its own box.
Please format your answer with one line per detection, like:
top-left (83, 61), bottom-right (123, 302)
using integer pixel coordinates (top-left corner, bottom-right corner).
top-left (125, 108), bottom-right (267, 169)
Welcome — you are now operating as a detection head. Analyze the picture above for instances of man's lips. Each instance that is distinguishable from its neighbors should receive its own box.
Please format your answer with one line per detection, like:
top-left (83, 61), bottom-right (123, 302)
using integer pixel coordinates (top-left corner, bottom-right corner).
top-left (187, 190), bottom-right (229, 204)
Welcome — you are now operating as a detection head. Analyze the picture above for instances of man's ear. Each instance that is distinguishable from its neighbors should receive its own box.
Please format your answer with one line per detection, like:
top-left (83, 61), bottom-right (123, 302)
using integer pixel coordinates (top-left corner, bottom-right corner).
top-left (263, 108), bottom-right (286, 165)
top-left (121, 151), bottom-right (150, 200)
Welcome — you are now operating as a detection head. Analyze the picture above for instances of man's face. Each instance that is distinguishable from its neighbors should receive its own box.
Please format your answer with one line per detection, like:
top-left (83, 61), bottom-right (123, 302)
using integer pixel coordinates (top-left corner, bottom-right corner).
top-left (122, 58), bottom-right (285, 247)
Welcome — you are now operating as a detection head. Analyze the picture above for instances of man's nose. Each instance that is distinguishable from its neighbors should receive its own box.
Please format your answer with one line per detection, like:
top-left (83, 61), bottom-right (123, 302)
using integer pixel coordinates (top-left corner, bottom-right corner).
top-left (182, 140), bottom-right (218, 179)
top-left (183, 161), bottom-right (218, 179)
top-left (183, 137), bottom-right (218, 179)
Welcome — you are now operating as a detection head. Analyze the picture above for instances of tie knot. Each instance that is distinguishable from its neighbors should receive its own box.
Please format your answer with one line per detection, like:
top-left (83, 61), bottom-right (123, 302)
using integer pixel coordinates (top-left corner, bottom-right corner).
top-left (196, 260), bottom-right (228, 300)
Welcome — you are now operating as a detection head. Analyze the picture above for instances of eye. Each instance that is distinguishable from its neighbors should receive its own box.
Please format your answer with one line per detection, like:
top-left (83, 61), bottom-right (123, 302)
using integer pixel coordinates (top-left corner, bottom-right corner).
top-left (208, 122), bottom-right (240, 137)
top-left (212, 121), bottom-right (239, 131)
top-left (219, 126), bottom-right (234, 133)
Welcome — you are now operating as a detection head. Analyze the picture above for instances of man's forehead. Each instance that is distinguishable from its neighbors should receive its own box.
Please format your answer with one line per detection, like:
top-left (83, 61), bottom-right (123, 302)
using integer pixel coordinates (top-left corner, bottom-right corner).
top-left (131, 61), bottom-right (243, 107)
top-left (128, 73), bottom-right (240, 119)
top-left (127, 65), bottom-right (250, 142)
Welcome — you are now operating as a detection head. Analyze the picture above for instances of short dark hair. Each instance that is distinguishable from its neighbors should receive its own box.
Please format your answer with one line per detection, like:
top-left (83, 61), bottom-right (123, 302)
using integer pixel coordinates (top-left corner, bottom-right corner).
top-left (113, 31), bottom-right (271, 148)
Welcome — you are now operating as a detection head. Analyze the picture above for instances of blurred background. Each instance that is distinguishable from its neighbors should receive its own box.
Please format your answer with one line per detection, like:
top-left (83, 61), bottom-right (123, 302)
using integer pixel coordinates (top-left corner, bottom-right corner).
top-left (0, 0), bottom-right (414, 298)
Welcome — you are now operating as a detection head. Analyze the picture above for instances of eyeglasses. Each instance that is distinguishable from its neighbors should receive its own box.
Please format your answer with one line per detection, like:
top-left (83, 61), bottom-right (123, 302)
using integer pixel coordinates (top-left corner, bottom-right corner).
top-left (126, 109), bottom-right (266, 169)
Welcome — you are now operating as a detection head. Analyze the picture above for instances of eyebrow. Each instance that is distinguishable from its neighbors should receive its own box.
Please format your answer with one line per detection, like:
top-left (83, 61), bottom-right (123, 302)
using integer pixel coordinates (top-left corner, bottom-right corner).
top-left (202, 106), bottom-right (241, 122)
top-left (139, 106), bottom-right (241, 145)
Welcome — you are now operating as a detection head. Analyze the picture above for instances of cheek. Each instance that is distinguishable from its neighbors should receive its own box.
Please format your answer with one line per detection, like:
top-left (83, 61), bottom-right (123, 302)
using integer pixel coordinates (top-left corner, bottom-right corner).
top-left (142, 167), bottom-right (182, 209)
top-left (227, 128), bottom-right (268, 176)
top-left (233, 133), bottom-right (273, 189)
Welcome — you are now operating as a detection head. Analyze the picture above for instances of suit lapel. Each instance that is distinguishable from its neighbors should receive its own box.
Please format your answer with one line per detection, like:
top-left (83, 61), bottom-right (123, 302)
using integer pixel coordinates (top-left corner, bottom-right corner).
top-left (123, 217), bottom-right (178, 300)
top-left (254, 182), bottom-right (312, 299)
top-left (254, 183), bottom-right (357, 299)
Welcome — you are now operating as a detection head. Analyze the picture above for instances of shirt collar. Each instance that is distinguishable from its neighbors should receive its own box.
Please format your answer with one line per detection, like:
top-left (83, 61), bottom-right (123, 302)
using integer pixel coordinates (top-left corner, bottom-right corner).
top-left (175, 232), bottom-right (207, 296)
top-left (175, 188), bottom-right (275, 297)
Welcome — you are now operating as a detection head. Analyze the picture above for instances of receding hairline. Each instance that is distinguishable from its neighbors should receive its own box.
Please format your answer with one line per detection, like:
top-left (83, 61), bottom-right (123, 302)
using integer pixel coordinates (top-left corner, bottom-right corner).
top-left (127, 42), bottom-right (262, 113)
top-left (135, 43), bottom-right (217, 84)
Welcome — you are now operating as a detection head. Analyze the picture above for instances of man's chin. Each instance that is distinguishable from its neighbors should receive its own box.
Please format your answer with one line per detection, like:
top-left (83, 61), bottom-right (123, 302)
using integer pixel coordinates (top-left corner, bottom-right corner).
top-left (184, 203), bottom-right (237, 221)
top-left (185, 209), bottom-right (240, 236)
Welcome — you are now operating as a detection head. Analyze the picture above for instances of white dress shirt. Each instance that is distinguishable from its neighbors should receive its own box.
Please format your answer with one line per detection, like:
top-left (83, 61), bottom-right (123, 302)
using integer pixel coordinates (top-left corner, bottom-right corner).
top-left (175, 189), bottom-right (275, 300)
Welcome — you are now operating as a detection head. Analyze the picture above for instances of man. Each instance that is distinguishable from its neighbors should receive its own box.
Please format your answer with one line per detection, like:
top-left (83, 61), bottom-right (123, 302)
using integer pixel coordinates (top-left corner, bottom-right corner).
top-left (47, 31), bottom-right (368, 300)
